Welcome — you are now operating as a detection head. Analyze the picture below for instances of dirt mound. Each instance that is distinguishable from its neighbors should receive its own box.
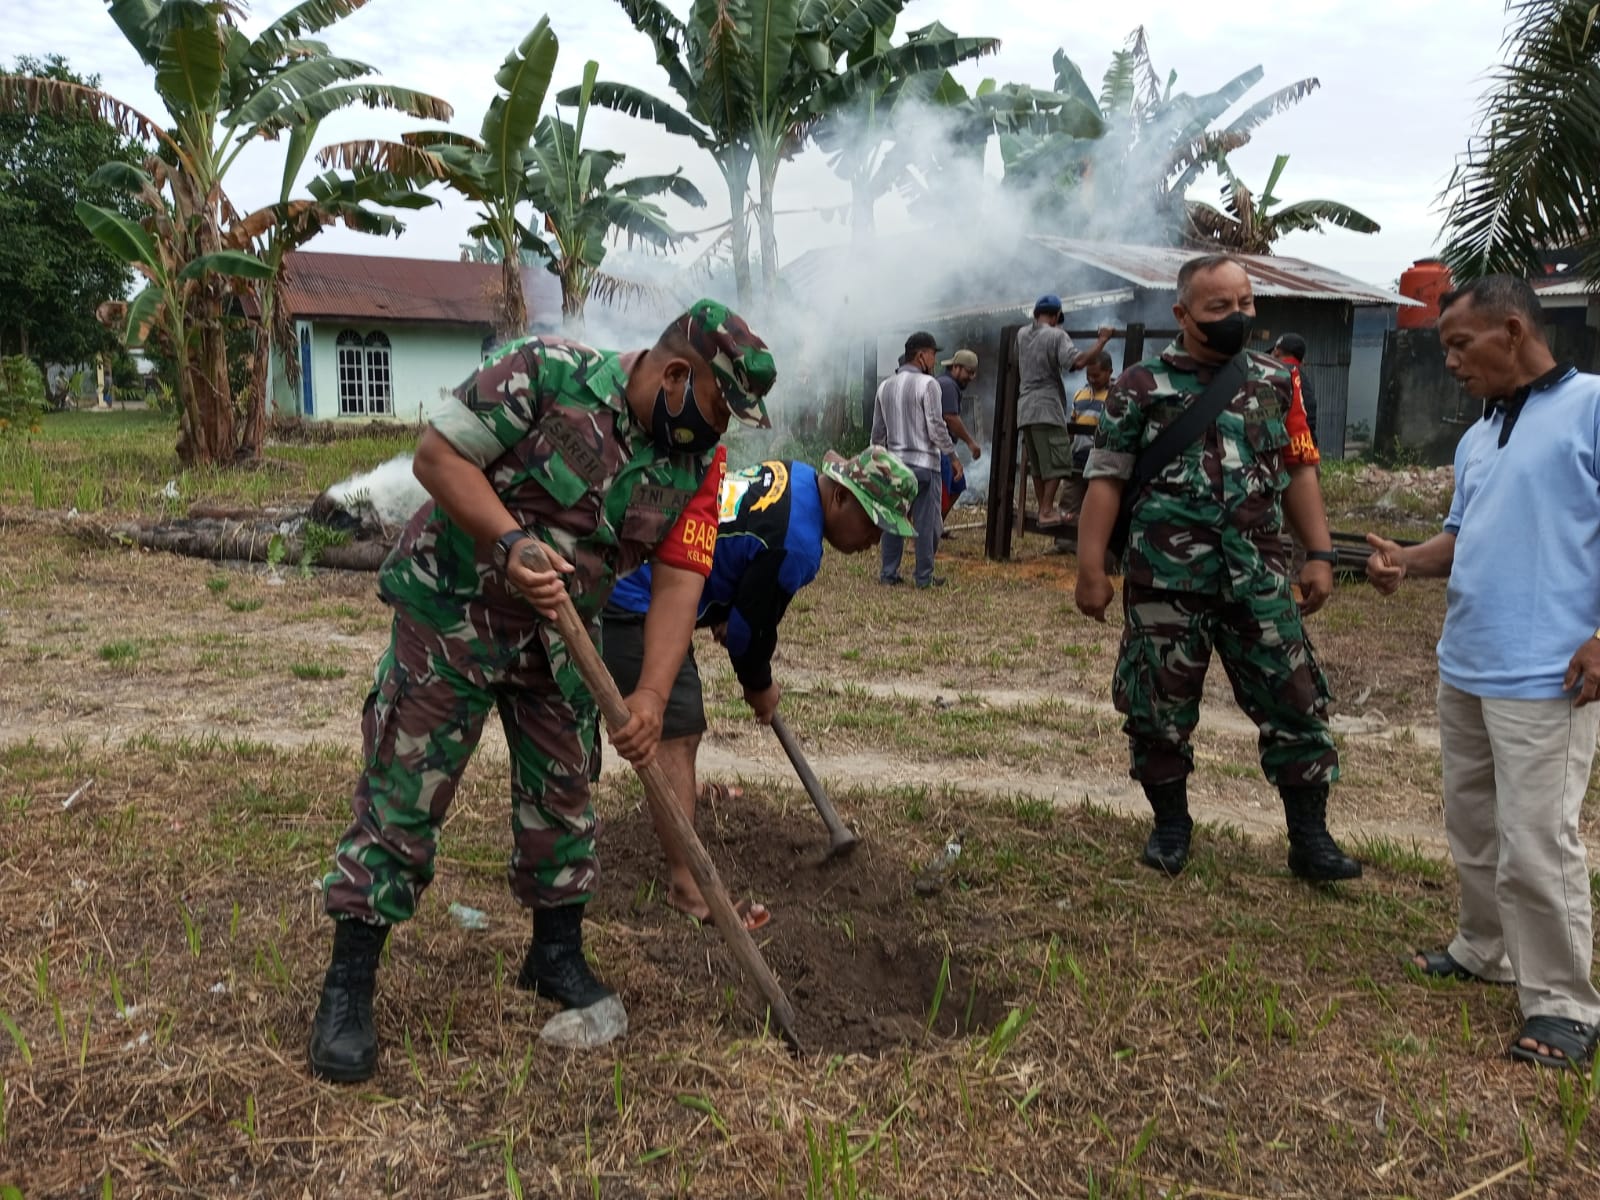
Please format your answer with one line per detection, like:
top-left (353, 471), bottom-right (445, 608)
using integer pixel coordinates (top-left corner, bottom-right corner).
top-left (593, 787), bottom-right (1010, 1055)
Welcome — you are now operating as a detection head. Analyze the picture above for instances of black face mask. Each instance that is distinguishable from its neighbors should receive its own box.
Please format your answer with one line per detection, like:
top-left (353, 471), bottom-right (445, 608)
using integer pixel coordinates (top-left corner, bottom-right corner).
top-left (1191, 310), bottom-right (1253, 358)
top-left (651, 372), bottom-right (720, 455)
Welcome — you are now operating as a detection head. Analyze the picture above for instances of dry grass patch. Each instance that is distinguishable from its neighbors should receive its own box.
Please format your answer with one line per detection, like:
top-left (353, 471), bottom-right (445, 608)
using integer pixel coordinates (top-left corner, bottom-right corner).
top-left (2, 738), bottom-right (1599, 1198)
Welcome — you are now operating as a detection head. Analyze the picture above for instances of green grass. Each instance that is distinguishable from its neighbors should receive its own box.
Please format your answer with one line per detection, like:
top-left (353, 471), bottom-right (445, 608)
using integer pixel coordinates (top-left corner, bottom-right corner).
top-left (96, 640), bottom-right (142, 666)
top-left (0, 410), bottom-right (418, 516)
top-left (290, 663), bottom-right (347, 682)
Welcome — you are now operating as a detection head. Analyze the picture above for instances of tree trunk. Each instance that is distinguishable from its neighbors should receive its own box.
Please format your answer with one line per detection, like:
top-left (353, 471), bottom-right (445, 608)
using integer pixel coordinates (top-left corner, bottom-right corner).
top-left (757, 153), bottom-right (780, 308)
top-left (108, 518), bottom-right (391, 570)
top-left (561, 262), bottom-right (586, 333)
top-left (177, 309), bottom-right (237, 468)
top-left (719, 149), bottom-right (753, 309)
top-left (238, 324), bottom-right (268, 461)
top-left (499, 253), bottom-right (528, 339)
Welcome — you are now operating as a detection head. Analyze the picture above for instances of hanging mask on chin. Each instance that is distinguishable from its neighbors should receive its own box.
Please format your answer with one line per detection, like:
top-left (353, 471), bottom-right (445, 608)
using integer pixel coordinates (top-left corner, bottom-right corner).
top-left (651, 371), bottom-right (721, 455)
top-left (1191, 311), bottom-right (1254, 358)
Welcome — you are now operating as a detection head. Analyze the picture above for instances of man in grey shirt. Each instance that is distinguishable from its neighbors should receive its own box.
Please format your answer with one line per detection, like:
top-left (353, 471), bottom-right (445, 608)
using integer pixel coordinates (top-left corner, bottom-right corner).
top-left (872, 330), bottom-right (959, 587)
top-left (1016, 295), bottom-right (1113, 525)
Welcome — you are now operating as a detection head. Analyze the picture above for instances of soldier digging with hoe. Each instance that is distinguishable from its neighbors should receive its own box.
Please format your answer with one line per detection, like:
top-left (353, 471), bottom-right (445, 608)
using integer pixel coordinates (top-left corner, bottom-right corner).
top-left (307, 301), bottom-right (776, 1081)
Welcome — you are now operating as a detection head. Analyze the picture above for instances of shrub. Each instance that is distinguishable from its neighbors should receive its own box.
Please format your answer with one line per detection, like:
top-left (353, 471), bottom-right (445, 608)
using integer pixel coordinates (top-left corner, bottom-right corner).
top-left (0, 356), bottom-right (47, 435)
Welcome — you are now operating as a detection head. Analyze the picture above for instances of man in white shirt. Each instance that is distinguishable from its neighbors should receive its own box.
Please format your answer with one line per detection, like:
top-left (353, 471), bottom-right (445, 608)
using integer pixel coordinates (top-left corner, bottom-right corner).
top-left (872, 331), bottom-right (960, 588)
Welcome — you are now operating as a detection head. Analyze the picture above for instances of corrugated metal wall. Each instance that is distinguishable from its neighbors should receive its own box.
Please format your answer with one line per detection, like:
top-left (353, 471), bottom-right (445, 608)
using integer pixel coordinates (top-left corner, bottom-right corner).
top-left (1254, 298), bottom-right (1355, 458)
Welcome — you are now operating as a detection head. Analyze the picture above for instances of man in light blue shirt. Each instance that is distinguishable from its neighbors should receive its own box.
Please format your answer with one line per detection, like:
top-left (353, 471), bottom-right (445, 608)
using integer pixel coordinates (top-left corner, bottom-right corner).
top-left (1367, 275), bottom-right (1600, 1071)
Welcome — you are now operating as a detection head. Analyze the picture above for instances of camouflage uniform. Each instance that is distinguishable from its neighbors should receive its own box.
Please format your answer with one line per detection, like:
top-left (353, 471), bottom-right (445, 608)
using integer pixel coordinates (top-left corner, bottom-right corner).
top-left (1084, 340), bottom-right (1335, 789)
top-left (325, 305), bottom-right (775, 925)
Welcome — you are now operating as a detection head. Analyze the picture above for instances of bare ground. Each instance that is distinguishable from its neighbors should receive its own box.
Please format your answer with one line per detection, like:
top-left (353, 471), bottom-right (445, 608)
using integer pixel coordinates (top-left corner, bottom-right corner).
top-left (3, 506), bottom-right (1600, 1199)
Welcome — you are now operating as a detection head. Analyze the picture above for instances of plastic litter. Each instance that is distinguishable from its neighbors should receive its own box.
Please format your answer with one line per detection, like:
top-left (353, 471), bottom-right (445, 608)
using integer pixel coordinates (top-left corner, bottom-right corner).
top-left (539, 995), bottom-right (628, 1049)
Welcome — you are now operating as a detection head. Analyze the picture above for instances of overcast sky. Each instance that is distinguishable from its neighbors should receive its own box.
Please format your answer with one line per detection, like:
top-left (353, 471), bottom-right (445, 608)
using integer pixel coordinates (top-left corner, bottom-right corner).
top-left (11, 0), bottom-right (1511, 292)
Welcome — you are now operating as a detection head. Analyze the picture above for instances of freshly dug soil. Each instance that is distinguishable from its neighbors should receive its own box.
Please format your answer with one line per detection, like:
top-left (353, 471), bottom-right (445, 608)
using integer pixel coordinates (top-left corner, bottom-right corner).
top-left (592, 786), bottom-right (1011, 1055)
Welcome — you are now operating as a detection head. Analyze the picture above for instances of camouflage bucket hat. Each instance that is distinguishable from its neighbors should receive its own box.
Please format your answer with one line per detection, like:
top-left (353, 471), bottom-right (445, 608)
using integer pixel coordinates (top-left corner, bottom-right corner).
top-left (823, 447), bottom-right (917, 538)
top-left (681, 299), bottom-right (778, 429)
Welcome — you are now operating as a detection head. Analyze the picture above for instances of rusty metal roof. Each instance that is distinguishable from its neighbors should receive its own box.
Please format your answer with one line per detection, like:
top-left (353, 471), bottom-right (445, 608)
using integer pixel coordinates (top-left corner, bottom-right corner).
top-left (1029, 236), bottom-right (1417, 306)
top-left (1532, 276), bottom-right (1595, 297)
top-left (914, 287), bottom-right (1138, 327)
top-left (279, 251), bottom-right (502, 327)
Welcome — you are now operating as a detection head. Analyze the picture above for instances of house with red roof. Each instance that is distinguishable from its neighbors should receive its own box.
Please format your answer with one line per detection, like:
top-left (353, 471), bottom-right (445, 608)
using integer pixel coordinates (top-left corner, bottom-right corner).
top-left (269, 251), bottom-right (539, 422)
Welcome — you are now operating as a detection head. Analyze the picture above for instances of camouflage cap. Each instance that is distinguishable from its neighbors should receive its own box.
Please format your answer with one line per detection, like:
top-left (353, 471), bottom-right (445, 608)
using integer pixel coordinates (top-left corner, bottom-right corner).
top-left (679, 299), bottom-right (778, 429)
top-left (822, 446), bottom-right (917, 538)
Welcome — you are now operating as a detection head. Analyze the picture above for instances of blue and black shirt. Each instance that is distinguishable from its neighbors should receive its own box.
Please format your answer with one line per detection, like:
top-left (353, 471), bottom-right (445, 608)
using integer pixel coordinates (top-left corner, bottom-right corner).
top-left (607, 459), bottom-right (825, 691)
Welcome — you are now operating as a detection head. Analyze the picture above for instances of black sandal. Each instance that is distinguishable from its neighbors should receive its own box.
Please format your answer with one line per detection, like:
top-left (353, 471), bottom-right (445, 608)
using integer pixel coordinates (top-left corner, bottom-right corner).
top-left (1407, 948), bottom-right (1502, 984)
top-left (1507, 1015), bottom-right (1599, 1070)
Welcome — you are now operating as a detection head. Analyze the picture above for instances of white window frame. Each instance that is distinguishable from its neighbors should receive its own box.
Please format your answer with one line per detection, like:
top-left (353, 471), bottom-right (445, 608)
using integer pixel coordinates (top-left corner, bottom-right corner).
top-left (335, 328), bottom-right (394, 417)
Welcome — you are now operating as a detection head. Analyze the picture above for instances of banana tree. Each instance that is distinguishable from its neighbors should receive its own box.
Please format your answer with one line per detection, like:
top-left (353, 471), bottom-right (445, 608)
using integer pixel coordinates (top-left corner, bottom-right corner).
top-left (573, 0), bottom-right (761, 306)
top-left (0, 0), bottom-right (450, 465)
top-left (745, 11), bottom-right (999, 299)
top-left (890, 70), bottom-right (1104, 228)
top-left (1186, 153), bottom-right (1379, 254)
top-left (524, 62), bottom-right (705, 327)
top-left (999, 29), bottom-right (1320, 244)
top-left (318, 17), bottom-right (557, 337)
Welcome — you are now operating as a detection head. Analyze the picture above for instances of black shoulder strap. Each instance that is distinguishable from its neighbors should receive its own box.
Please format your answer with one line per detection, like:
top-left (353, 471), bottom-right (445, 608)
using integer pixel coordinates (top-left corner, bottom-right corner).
top-left (1125, 352), bottom-right (1248, 492)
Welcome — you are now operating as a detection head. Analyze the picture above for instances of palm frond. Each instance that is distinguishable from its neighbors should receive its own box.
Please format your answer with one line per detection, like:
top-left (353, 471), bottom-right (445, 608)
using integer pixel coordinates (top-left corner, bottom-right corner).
top-left (315, 138), bottom-right (449, 180)
top-left (568, 81), bottom-right (714, 148)
top-left (588, 270), bottom-right (678, 314)
top-left (0, 75), bottom-right (175, 151)
top-left (1440, 0), bottom-right (1600, 279)
top-left (247, 83), bottom-right (453, 139)
top-left (618, 171), bottom-right (708, 207)
top-left (249, 0), bottom-right (372, 65)
top-left (1271, 199), bottom-right (1381, 235)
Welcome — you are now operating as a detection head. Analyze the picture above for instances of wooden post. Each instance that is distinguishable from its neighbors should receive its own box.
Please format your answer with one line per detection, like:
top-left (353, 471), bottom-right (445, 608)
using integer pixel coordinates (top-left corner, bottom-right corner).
top-left (860, 334), bottom-right (877, 432)
top-left (517, 542), bottom-right (802, 1052)
top-left (1122, 323), bottom-right (1146, 371)
top-left (984, 324), bottom-right (1022, 560)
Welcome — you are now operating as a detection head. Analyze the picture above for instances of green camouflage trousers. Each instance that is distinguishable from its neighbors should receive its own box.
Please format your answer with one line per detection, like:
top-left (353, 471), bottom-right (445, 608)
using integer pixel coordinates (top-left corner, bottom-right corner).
top-left (323, 612), bottom-right (599, 924)
top-left (1113, 580), bottom-right (1339, 789)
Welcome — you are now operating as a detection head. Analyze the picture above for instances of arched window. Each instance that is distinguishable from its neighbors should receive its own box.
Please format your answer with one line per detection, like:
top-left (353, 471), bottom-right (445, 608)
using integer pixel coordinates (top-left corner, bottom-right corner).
top-left (335, 328), bottom-right (394, 416)
top-left (363, 331), bottom-right (392, 416)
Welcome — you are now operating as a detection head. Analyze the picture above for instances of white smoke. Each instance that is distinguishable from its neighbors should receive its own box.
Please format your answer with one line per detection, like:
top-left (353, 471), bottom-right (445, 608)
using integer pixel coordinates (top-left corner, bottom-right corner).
top-left (319, 453), bottom-right (429, 528)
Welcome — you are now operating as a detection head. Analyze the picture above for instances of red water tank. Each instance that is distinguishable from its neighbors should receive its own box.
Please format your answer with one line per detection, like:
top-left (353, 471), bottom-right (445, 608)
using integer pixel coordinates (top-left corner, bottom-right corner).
top-left (1398, 258), bottom-right (1454, 329)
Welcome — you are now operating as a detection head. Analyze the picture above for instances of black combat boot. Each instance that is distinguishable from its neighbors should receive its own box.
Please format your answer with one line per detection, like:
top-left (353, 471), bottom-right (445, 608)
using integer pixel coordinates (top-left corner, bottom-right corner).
top-left (1141, 779), bottom-right (1194, 876)
top-left (308, 919), bottom-right (389, 1083)
top-left (516, 905), bottom-right (614, 1009)
top-left (1282, 784), bottom-right (1363, 882)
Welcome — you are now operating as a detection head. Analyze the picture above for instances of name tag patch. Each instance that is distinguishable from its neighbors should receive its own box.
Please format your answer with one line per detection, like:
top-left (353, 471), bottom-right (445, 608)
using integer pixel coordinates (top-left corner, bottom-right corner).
top-left (538, 413), bottom-right (606, 485)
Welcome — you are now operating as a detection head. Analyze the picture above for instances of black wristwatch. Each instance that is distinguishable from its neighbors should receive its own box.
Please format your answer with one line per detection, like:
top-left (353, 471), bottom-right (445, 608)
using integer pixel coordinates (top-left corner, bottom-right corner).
top-left (492, 528), bottom-right (531, 573)
top-left (1304, 549), bottom-right (1339, 565)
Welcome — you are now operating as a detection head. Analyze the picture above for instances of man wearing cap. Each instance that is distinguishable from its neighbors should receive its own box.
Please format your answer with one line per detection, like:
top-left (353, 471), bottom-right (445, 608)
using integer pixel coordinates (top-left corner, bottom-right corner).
top-left (872, 331), bottom-right (959, 587)
top-left (308, 300), bottom-right (778, 1080)
top-left (1016, 296), bottom-right (1114, 526)
top-left (937, 348), bottom-right (982, 517)
top-left (601, 447), bottom-right (919, 926)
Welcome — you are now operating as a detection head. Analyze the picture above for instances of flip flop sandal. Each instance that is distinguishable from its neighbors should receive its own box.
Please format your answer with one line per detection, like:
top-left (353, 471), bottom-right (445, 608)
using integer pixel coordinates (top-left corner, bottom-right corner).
top-left (698, 781), bottom-right (745, 806)
top-left (1507, 1014), bottom-right (1599, 1070)
top-left (1408, 948), bottom-right (1505, 984)
top-left (676, 898), bottom-right (771, 932)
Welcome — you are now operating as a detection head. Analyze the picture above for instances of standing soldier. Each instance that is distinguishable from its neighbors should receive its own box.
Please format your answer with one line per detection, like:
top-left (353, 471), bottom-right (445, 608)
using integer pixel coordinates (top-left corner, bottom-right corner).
top-left (1072, 255), bottom-right (1360, 883)
top-left (308, 301), bottom-right (777, 1081)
